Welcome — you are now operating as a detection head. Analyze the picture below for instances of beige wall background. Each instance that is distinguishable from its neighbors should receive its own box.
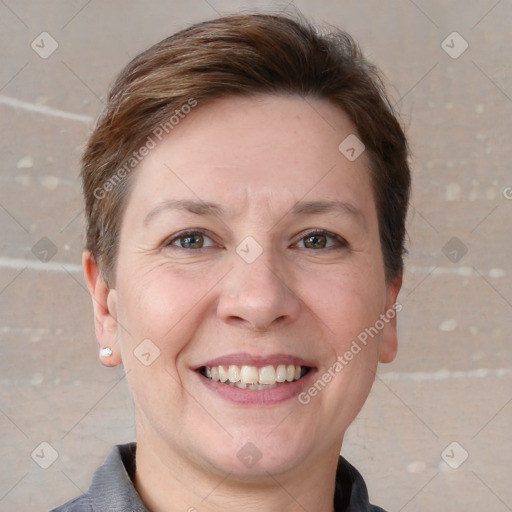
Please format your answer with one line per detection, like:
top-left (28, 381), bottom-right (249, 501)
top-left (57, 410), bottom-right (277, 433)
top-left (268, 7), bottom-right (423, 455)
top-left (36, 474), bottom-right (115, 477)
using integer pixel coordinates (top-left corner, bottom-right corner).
top-left (0, 1), bottom-right (511, 511)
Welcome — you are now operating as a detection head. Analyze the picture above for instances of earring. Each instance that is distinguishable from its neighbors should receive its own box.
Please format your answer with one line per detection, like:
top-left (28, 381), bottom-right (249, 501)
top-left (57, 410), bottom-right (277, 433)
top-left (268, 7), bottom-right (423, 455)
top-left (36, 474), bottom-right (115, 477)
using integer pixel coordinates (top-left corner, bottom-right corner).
top-left (100, 347), bottom-right (113, 357)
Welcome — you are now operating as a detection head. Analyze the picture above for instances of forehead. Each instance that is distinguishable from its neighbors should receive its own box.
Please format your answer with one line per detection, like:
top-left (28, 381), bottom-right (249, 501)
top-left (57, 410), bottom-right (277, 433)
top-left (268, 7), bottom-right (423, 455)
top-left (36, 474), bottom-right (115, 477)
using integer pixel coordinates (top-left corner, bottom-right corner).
top-left (127, 94), bottom-right (376, 221)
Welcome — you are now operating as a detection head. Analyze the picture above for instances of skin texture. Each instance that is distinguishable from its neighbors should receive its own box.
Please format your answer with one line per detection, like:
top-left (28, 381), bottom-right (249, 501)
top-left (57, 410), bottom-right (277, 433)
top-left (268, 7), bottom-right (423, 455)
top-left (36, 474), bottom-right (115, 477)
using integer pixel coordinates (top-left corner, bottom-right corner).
top-left (83, 94), bottom-right (401, 512)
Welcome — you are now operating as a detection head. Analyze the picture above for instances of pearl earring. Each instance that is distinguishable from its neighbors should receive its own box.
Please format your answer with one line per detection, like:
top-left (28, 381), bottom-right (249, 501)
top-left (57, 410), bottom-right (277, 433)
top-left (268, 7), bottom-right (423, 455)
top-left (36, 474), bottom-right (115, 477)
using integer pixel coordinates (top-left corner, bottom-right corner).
top-left (100, 347), bottom-right (113, 357)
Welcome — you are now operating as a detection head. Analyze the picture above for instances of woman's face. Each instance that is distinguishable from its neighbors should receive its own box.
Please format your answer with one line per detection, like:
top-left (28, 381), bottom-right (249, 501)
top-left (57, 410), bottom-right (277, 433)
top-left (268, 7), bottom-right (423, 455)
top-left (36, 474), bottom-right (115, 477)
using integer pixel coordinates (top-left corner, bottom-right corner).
top-left (87, 94), bottom-right (400, 477)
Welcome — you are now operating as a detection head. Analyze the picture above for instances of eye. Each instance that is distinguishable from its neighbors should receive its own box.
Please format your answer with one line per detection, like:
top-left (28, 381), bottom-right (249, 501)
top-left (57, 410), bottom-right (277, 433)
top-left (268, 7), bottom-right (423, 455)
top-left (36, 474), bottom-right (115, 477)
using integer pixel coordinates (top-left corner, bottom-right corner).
top-left (295, 230), bottom-right (348, 250)
top-left (165, 230), bottom-right (216, 249)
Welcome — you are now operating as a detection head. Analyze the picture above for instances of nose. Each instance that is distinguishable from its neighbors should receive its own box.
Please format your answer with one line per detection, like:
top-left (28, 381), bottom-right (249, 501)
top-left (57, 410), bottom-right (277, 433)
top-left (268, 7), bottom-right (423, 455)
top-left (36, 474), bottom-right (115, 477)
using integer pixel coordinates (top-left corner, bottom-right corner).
top-left (216, 251), bottom-right (301, 332)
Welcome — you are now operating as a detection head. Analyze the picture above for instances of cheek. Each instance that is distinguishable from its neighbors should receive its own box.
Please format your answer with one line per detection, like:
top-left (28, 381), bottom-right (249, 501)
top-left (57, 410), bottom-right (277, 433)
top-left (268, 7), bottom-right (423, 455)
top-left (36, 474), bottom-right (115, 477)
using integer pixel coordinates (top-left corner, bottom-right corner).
top-left (113, 270), bottom-right (209, 419)
top-left (304, 266), bottom-right (386, 349)
top-left (115, 264), bottom-right (216, 356)
top-left (306, 273), bottom-right (384, 430)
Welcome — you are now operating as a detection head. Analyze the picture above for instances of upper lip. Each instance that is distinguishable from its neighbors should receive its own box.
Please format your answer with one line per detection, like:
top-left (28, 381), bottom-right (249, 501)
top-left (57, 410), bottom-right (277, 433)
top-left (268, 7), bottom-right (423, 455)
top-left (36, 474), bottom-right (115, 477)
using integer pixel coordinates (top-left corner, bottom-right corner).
top-left (193, 352), bottom-right (316, 370)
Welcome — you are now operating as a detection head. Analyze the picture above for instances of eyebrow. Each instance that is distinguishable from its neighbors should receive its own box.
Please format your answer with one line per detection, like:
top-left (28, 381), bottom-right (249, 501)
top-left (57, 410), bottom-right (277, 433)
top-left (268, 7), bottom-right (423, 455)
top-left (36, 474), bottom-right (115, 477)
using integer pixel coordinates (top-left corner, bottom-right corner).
top-left (143, 199), bottom-right (364, 226)
top-left (143, 199), bottom-right (225, 226)
top-left (291, 200), bottom-right (363, 219)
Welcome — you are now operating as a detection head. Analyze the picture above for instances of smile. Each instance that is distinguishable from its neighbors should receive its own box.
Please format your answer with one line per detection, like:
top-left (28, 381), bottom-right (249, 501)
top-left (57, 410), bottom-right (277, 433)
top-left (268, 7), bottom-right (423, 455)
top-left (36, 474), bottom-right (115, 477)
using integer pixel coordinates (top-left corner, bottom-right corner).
top-left (199, 364), bottom-right (310, 389)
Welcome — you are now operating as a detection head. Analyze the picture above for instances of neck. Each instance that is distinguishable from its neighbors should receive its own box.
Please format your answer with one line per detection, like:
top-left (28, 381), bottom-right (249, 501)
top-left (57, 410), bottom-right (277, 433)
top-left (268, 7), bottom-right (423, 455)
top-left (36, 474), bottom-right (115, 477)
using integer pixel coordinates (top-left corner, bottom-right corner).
top-left (133, 430), bottom-right (339, 512)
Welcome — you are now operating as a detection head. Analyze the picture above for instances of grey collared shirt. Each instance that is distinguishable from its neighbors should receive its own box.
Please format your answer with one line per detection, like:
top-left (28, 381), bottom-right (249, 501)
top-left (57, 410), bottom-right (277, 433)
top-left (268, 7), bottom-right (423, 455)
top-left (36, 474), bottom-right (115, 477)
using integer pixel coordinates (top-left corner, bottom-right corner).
top-left (48, 443), bottom-right (387, 512)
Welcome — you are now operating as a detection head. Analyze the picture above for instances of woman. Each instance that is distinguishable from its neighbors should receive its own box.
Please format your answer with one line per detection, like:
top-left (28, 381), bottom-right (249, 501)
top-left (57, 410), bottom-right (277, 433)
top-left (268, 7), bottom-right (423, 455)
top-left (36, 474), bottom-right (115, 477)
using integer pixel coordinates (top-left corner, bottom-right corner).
top-left (51, 12), bottom-right (410, 512)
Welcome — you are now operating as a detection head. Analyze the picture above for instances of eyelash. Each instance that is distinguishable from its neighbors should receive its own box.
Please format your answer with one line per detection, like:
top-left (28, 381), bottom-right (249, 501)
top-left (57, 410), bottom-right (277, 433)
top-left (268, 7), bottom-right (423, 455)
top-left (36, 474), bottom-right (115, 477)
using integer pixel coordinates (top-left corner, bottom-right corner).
top-left (163, 229), bottom-right (349, 250)
top-left (163, 230), bottom-right (217, 249)
top-left (296, 229), bottom-right (349, 250)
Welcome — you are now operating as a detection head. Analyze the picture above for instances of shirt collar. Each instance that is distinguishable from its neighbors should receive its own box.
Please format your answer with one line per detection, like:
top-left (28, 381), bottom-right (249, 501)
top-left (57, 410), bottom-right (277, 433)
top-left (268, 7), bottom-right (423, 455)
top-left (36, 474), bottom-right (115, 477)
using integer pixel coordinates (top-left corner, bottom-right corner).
top-left (86, 443), bottom-right (149, 511)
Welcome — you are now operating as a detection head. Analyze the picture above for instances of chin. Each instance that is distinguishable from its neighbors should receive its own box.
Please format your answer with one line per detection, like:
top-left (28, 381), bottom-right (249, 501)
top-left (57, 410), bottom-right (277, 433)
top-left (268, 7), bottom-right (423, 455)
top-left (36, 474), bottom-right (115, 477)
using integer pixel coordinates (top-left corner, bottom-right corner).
top-left (195, 425), bottom-right (315, 479)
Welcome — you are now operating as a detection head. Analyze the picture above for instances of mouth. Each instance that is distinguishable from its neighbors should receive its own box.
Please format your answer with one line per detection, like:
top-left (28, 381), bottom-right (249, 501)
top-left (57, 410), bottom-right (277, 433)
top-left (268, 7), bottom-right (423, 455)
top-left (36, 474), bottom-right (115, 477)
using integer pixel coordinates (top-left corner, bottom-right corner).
top-left (193, 354), bottom-right (317, 405)
top-left (197, 363), bottom-right (311, 390)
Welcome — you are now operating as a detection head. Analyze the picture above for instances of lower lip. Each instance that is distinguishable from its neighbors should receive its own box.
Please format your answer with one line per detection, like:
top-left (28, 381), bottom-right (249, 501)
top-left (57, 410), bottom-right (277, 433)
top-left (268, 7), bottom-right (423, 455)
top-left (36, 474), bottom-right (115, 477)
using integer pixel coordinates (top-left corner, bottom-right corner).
top-left (196, 370), bottom-right (317, 405)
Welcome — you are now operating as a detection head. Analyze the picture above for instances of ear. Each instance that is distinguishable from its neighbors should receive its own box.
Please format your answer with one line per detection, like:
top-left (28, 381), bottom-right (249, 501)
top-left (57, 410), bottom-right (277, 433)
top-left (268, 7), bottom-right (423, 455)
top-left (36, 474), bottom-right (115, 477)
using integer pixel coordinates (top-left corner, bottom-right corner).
top-left (378, 273), bottom-right (402, 364)
top-left (82, 250), bottom-right (122, 367)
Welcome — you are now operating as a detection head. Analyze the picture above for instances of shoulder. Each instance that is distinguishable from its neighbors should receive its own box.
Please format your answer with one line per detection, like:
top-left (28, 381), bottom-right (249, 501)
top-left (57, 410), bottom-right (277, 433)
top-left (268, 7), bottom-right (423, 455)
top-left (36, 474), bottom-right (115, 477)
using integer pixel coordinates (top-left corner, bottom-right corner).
top-left (47, 495), bottom-right (93, 511)
top-left (46, 443), bottom-right (146, 512)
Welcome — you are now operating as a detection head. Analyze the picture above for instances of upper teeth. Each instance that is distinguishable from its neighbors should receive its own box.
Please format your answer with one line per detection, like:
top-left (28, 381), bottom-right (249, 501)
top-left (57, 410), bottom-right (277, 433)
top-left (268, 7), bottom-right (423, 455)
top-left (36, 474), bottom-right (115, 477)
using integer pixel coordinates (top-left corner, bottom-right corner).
top-left (204, 364), bottom-right (303, 386)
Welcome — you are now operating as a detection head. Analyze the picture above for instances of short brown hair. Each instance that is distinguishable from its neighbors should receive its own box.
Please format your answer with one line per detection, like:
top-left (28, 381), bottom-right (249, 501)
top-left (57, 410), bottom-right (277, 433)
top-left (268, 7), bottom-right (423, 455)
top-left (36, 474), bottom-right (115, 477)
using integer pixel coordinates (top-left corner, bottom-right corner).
top-left (82, 12), bottom-right (410, 285)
